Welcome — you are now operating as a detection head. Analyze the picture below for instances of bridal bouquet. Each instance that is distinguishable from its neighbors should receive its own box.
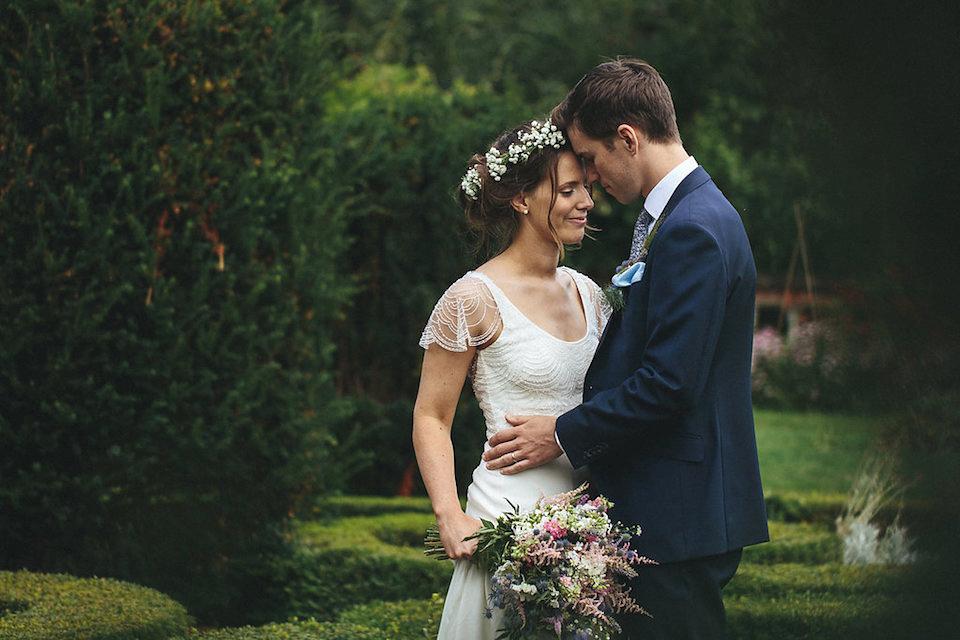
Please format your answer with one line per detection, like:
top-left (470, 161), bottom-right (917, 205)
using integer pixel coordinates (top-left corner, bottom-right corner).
top-left (425, 484), bottom-right (654, 639)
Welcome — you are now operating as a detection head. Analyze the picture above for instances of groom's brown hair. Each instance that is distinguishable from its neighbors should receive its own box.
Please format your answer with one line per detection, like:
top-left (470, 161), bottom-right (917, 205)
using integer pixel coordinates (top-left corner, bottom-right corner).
top-left (551, 58), bottom-right (681, 145)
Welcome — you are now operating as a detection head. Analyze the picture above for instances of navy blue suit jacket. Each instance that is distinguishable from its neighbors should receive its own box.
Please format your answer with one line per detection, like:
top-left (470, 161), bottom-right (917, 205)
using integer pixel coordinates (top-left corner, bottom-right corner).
top-left (556, 167), bottom-right (768, 564)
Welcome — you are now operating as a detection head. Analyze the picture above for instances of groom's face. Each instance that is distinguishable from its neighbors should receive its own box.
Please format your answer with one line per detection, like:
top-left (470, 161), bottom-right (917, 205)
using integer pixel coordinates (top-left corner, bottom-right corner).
top-left (566, 125), bottom-right (642, 205)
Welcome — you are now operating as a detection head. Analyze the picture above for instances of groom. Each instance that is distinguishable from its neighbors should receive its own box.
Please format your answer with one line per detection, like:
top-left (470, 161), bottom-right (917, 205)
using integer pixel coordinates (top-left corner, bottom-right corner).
top-left (483, 58), bottom-right (768, 639)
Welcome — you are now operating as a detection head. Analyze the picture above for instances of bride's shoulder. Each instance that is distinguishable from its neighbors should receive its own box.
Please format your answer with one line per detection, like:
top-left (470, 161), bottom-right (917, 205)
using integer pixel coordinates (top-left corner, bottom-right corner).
top-left (560, 266), bottom-right (612, 322)
top-left (560, 266), bottom-right (602, 292)
top-left (430, 272), bottom-right (501, 324)
top-left (441, 271), bottom-right (496, 303)
top-left (421, 272), bottom-right (502, 352)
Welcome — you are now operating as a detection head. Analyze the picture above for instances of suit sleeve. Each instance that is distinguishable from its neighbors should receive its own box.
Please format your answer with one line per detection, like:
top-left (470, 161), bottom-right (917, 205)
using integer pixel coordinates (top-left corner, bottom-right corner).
top-left (556, 218), bottom-right (729, 467)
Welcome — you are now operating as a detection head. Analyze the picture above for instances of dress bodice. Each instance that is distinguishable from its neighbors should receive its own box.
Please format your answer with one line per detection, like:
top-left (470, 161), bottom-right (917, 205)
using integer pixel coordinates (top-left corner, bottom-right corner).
top-left (466, 269), bottom-right (604, 439)
top-left (420, 267), bottom-right (609, 520)
top-left (423, 267), bottom-right (610, 640)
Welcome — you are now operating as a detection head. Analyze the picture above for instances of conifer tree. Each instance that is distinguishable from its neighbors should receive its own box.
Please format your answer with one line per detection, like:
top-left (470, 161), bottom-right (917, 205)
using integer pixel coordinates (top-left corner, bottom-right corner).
top-left (0, 0), bottom-right (351, 621)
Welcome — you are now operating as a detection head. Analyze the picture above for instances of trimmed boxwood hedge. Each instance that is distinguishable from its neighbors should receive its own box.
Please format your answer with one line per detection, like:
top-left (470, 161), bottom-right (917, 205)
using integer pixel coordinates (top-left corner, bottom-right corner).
top-left (336, 597), bottom-right (444, 638)
top-left (4, 491), bottom-right (941, 639)
top-left (728, 562), bottom-right (905, 601)
top-left (307, 495), bottom-right (435, 521)
top-left (193, 619), bottom-right (381, 640)
top-left (0, 570), bottom-right (192, 639)
top-left (763, 491), bottom-right (847, 524)
top-left (744, 521), bottom-right (842, 565)
top-left (194, 598), bottom-right (443, 639)
top-left (726, 563), bottom-right (911, 640)
top-left (275, 512), bottom-right (452, 622)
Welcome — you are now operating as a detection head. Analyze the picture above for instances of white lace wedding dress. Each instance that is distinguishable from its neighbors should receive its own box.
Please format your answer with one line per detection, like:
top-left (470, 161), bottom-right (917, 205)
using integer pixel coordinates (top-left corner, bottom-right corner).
top-left (419, 267), bottom-right (609, 640)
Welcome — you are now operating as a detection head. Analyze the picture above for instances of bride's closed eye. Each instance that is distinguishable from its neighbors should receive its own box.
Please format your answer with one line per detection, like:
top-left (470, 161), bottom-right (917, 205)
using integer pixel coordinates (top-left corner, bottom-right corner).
top-left (559, 182), bottom-right (589, 197)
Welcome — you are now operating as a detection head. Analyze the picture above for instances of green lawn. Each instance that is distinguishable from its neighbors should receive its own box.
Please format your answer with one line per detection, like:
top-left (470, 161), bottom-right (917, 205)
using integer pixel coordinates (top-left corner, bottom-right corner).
top-left (755, 408), bottom-right (960, 516)
top-left (755, 409), bottom-right (881, 494)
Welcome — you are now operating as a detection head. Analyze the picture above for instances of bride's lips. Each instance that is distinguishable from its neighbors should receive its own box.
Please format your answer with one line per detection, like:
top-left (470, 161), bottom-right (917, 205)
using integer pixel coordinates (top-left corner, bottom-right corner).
top-left (567, 216), bottom-right (588, 226)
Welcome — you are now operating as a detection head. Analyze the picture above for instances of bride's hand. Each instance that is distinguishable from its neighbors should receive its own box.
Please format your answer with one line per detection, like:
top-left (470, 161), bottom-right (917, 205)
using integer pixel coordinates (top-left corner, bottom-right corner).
top-left (436, 512), bottom-right (482, 559)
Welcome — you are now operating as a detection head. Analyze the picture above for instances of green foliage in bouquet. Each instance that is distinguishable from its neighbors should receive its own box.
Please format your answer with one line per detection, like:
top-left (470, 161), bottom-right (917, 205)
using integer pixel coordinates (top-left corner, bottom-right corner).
top-left (425, 485), bottom-right (650, 640)
top-left (0, 0), bottom-right (354, 623)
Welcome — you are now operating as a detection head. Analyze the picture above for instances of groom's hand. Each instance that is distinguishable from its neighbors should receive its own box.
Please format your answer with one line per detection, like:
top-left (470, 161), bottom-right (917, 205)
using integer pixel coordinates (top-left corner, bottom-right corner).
top-left (483, 414), bottom-right (561, 475)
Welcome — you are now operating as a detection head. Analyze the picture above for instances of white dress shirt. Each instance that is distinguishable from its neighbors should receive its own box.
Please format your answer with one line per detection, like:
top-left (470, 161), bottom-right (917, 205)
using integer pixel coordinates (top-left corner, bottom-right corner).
top-left (642, 155), bottom-right (699, 227)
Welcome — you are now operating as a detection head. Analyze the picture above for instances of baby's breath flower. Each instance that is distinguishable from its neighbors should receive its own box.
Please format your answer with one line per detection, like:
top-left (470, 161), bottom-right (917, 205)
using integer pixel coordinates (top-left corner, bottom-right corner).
top-left (461, 166), bottom-right (481, 199)
top-left (461, 120), bottom-right (566, 200)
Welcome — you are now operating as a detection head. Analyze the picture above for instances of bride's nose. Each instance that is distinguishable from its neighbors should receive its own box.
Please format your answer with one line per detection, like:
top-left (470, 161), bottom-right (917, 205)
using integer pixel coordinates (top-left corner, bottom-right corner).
top-left (579, 187), bottom-right (594, 210)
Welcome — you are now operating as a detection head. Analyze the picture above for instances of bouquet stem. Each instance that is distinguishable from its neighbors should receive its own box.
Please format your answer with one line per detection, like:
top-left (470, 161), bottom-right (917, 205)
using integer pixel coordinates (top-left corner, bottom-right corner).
top-left (424, 524), bottom-right (450, 560)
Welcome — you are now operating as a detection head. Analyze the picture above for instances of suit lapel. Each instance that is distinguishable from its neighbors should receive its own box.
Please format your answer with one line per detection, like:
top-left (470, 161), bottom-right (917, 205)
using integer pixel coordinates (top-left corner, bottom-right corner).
top-left (587, 168), bottom-right (714, 388)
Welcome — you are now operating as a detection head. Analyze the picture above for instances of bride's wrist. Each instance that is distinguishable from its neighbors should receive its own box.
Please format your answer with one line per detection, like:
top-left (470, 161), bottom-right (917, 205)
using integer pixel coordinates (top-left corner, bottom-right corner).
top-left (434, 507), bottom-right (466, 524)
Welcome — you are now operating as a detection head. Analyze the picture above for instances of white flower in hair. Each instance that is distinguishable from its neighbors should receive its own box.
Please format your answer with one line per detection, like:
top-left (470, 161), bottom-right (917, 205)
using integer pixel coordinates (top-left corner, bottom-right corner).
top-left (461, 166), bottom-right (482, 200)
top-left (461, 120), bottom-right (565, 200)
top-left (486, 147), bottom-right (507, 182)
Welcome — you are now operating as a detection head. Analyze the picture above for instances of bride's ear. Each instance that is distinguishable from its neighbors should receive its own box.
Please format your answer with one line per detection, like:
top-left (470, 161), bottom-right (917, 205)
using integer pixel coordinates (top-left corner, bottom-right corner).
top-left (510, 193), bottom-right (530, 216)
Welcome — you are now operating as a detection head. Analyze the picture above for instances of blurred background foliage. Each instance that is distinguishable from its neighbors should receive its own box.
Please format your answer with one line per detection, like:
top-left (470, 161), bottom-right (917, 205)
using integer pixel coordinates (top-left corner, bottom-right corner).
top-left (1, 0), bottom-right (957, 625)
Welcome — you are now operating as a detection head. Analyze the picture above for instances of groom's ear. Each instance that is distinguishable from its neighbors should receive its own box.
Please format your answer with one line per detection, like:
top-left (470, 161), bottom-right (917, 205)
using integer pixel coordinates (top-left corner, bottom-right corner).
top-left (617, 124), bottom-right (643, 155)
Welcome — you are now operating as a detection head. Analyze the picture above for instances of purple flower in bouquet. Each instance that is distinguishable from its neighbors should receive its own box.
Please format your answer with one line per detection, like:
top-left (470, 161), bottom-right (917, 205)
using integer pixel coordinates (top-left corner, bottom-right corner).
top-left (425, 484), bottom-right (656, 639)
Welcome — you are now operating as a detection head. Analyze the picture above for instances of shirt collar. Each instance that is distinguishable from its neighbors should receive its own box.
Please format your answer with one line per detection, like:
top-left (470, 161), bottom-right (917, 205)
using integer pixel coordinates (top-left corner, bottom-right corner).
top-left (642, 156), bottom-right (698, 221)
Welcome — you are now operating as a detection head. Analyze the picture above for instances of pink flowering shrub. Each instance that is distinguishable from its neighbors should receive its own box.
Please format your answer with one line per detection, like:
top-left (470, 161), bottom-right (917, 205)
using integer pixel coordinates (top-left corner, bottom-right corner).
top-left (752, 320), bottom-right (856, 410)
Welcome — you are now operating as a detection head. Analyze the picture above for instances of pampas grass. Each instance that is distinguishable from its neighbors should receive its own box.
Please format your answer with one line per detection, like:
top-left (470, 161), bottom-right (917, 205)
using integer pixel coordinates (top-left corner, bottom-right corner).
top-left (835, 450), bottom-right (917, 565)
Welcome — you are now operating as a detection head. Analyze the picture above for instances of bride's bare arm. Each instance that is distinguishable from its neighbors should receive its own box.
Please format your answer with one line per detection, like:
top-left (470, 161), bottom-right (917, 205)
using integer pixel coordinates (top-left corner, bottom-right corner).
top-left (413, 345), bottom-right (482, 559)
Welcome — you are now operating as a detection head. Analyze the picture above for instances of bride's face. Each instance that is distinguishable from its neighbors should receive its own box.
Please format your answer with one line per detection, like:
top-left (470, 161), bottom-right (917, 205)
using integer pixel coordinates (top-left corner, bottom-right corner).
top-left (525, 151), bottom-right (594, 247)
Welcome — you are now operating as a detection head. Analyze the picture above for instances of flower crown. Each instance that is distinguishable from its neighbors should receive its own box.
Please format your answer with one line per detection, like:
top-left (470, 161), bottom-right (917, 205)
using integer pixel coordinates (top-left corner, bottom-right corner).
top-left (461, 120), bottom-right (566, 201)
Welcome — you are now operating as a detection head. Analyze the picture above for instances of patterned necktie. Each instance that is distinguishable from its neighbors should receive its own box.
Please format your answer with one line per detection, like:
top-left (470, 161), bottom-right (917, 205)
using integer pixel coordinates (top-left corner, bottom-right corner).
top-left (628, 208), bottom-right (654, 263)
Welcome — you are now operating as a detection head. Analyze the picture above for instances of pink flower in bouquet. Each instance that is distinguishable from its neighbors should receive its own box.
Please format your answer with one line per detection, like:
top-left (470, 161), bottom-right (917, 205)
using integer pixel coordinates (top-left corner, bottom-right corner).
top-left (424, 483), bottom-right (656, 638)
top-left (543, 519), bottom-right (567, 539)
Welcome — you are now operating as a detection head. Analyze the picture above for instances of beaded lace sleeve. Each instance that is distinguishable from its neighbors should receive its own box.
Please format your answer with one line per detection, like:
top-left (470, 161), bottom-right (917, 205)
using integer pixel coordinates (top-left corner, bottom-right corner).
top-left (419, 274), bottom-right (502, 352)
top-left (594, 281), bottom-right (613, 331)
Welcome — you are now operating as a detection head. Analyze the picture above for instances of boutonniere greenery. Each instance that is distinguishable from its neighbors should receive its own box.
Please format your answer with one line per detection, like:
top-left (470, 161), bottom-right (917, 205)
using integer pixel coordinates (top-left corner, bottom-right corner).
top-left (602, 215), bottom-right (665, 312)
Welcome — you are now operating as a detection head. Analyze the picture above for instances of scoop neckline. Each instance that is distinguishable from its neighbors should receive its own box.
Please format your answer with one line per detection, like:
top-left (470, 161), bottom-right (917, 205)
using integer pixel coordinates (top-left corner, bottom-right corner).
top-left (468, 268), bottom-right (591, 345)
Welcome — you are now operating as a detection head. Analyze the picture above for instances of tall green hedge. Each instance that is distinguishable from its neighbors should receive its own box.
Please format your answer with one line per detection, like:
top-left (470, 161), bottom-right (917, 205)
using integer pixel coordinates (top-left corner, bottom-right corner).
top-left (0, 0), bottom-right (353, 623)
top-left (317, 64), bottom-right (533, 495)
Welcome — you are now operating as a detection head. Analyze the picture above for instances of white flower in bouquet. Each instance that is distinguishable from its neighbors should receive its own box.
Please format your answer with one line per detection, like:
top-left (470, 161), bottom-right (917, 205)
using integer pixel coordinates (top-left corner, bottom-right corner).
top-left (425, 484), bottom-right (656, 639)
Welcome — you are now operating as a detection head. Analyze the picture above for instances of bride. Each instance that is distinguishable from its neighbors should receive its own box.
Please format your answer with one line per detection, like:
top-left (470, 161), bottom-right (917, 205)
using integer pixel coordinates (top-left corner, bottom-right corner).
top-left (413, 119), bottom-right (610, 639)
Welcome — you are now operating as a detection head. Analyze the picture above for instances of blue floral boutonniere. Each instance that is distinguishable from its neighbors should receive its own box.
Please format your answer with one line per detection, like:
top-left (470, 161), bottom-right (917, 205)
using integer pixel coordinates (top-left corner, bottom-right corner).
top-left (612, 260), bottom-right (645, 288)
top-left (603, 259), bottom-right (645, 312)
top-left (602, 209), bottom-right (670, 312)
